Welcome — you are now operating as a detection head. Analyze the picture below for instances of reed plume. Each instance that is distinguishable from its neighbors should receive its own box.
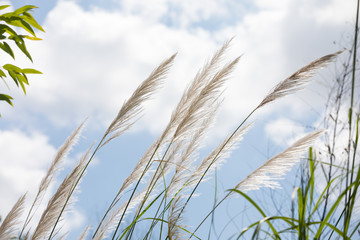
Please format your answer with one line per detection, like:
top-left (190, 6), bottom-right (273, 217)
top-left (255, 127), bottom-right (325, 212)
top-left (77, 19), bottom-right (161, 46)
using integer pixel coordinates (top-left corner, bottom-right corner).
top-left (19, 122), bottom-right (85, 238)
top-left (167, 101), bottom-right (221, 196)
top-left (93, 190), bottom-right (148, 240)
top-left (102, 53), bottom-right (177, 147)
top-left (0, 194), bottom-right (26, 239)
top-left (167, 195), bottom-right (186, 240)
top-left (159, 39), bottom-right (231, 143)
top-left (187, 123), bottom-right (252, 187)
top-left (235, 130), bottom-right (323, 191)
top-left (173, 57), bottom-right (241, 141)
top-left (257, 51), bottom-right (343, 109)
top-left (31, 147), bottom-right (91, 240)
top-left (77, 225), bottom-right (89, 240)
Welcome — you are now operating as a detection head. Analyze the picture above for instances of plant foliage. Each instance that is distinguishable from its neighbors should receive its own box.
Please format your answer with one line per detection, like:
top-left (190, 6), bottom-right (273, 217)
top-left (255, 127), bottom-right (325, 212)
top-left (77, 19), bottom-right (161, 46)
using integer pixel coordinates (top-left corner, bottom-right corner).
top-left (0, 4), bottom-right (43, 116)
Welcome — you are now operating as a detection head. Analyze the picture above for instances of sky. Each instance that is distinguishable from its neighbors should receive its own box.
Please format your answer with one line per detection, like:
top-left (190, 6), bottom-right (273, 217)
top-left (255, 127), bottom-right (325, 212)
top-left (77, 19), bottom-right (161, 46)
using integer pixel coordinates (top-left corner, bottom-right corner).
top-left (0, 0), bottom-right (357, 239)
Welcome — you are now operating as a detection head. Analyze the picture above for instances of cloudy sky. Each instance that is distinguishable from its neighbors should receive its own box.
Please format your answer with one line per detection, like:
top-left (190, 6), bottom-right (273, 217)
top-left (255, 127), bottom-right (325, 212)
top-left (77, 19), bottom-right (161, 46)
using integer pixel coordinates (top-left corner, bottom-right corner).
top-left (0, 0), bottom-right (357, 238)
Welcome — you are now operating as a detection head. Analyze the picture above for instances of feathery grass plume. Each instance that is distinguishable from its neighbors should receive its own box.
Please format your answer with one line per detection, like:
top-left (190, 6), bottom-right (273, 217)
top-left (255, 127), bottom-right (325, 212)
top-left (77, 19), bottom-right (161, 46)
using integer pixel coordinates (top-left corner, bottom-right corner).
top-left (19, 122), bottom-right (85, 238)
top-left (168, 195), bottom-right (186, 240)
top-left (173, 56), bottom-right (241, 141)
top-left (68, 54), bottom-right (175, 238)
top-left (167, 100), bottom-right (221, 196)
top-left (257, 51), bottom-right (343, 109)
top-left (174, 124), bottom-right (252, 236)
top-left (31, 147), bottom-right (91, 240)
top-left (0, 194), bottom-right (26, 239)
top-left (188, 131), bottom-right (324, 239)
top-left (159, 39), bottom-right (232, 143)
top-left (78, 225), bottom-right (89, 240)
top-left (92, 138), bottom-right (164, 239)
top-left (186, 123), bottom-right (252, 187)
top-left (235, 130), bottom-right (323, 192)
top-left (138, 41), bottom-right (235, 190)
top-left (93, 190), bottom-right (148, 240)
top-left (101, 53), bottom-right (177, 147)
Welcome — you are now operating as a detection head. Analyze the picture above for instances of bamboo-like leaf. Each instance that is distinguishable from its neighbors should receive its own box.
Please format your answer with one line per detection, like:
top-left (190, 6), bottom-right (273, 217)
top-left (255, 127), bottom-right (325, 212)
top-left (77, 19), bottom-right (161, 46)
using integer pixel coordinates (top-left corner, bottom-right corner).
top-left (14, 5), bottom-right (38, 15)
top-left (0, 5), bottom-right (10, 11)
top-left (3, 63), bottom-right (21, 72)
top-left (0, 93), bottom-right (13, 106)
top-left (22, 12), bottom-right (45, 32)
top-left (0, 41), bottom-right (15, 58)
top-left (22, 68), bottom-right (42, 74)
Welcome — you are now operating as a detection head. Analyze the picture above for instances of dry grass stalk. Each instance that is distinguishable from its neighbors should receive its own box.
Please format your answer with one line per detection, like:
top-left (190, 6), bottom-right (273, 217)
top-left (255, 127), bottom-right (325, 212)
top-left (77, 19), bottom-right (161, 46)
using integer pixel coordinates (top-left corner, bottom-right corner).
top-left (102, 53), bottom-right (177, 147)
top-left (235, 130), bottom-right (323, 192)
top-left (257, 51), bottom-right (343, 109)
top-left (0, 194), bottom-right (26, 239)
top-left (31, 148), bottom-right (91, 240)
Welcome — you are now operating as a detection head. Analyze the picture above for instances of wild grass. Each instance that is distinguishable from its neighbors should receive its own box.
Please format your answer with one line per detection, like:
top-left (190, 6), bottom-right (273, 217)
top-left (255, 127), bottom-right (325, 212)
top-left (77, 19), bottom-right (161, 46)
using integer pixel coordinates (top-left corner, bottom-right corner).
top-left (0, 37), bottom-right (347, 239)
top-left (233, 1), bottom-right (360, 239)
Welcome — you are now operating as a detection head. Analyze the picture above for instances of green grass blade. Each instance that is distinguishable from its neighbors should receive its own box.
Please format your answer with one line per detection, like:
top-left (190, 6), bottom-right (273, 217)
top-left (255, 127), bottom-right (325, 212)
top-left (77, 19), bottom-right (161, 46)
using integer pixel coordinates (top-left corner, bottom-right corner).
top-left (230, 189), bottom-right (281, 239)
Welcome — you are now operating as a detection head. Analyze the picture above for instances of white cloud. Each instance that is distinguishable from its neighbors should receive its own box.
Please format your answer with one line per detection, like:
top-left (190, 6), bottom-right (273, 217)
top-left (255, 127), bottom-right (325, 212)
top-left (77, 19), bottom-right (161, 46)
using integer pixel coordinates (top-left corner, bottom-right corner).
top-left (2, 0), bottom-right (354, 138)
top-left (264, 118), bottom-right (306, 146)
top-left (0, 130), bottom-right (55, 198)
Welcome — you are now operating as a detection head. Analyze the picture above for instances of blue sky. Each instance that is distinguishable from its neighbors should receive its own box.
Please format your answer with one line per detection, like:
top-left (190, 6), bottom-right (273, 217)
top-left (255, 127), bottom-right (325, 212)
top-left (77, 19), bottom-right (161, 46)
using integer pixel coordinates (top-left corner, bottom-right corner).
top-left (0, 0), bottom-right (356, 238)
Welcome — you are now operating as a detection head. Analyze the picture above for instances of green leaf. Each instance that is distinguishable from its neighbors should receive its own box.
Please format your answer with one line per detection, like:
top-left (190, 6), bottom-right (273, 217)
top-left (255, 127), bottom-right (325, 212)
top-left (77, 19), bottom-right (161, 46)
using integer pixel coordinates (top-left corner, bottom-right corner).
top-left (25, 35), bottom-right (42, 41)
top-left (4, 18), bottom-right (36, 37)
top-left (0, 93), bottom-right (13, 106)
top-left (0, 5), bottom-right (10, 11)
top-left (14, 5), bottom-right (37, 15)
top-left (19, 19), bottom-right (36, 36)
top-left (0, 69), bottom-right (6, 78)
top-left (9, 35), bottom-right (32, 61)
top-left (22, 12), bottom-right (45, 32)
top-left (229, 189), bottom-right (281, 239)
top-left (17, 74), bottom-right (27, 94)
top-left (0, 41), bottom-right (15, 58)
top-left (0, 13), bottom-right (21, 21)
top-left (7, 70), bottom-right (19, 86)
top-left (3, 64), bottom-right (21, 72)
top-left (18, 73), bottom-right (29, 85)
top-left (22, 68), bottom-right (42, 74)
top-left (0, 24), bottom-right (17, 36)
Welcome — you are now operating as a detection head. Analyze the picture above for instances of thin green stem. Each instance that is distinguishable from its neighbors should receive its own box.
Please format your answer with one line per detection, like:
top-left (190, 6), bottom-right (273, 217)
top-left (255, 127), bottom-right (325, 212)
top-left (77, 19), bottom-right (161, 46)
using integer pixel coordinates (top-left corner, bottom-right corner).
top-left (344, 0), bottom-right (359, 235)
top-left (111, 142), bottom-right (162, 239)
